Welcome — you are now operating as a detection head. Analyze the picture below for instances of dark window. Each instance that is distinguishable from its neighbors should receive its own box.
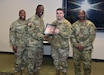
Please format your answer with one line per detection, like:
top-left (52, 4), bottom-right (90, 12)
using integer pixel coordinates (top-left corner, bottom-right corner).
top-left (63, 0), bottom-right (104, 30)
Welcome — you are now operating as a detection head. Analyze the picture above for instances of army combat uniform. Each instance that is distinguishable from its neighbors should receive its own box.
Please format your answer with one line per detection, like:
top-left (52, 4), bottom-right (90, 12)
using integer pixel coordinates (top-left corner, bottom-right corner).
top-left (71, 20), bottom-right (96, 75)
top-left (9, 19), bottom-right (27, 73)
top-left (26, 15), bottom-right (44, 75)
top-left (49, 18), bottom-right (72, 74)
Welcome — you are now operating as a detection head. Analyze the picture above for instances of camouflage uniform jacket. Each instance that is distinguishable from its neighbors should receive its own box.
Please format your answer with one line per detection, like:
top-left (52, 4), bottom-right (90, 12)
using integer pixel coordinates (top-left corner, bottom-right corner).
top-left (9, 19), bottom-right (27, 46)
top-left (71, 20), bottom-right (96, 50)
top-left (26, 15), bottom-right (44, 47)
top-left (50, 18), bottom-right (72, 49)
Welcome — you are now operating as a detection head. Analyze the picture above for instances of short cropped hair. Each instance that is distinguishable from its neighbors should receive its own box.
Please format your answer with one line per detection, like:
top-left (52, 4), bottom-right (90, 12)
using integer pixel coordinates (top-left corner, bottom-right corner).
top-left (78, 9), bottom-right (86, 15)
top-left (56, 8), bottom-right (64, 12)
top-left (36, 4), bottom-right (44, 10)
top-left (19, 10), bottom-right (25, 14)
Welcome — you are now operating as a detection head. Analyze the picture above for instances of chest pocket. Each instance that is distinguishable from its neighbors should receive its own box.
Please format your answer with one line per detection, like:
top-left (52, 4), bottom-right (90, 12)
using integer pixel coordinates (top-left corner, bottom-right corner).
top-left (57, 23), bottom-right (65, 32)
top-left (16, 24), bottom-right (25, 34)
top-left (81, 26), bottom-right (90, 35)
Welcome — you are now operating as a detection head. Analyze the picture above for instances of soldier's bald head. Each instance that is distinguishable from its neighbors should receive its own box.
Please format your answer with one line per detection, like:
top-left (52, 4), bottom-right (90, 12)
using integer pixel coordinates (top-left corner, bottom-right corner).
top-left (78, 9), bottom-right (86, 15)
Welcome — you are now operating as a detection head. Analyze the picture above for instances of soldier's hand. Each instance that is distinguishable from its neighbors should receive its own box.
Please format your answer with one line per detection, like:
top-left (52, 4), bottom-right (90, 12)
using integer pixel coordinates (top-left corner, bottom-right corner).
top-left (76, 43), bottom-right (83, 51)
top-left (44, 34), bottom-right (49, 39)
top-left (28, 22), bottom-right (32, 27)
top-left (78, 45), bottom-right (83, 51)
top-left (12, 45), bottom-right (17, 53)
top-left (54, 28), bottom-right (59, 34)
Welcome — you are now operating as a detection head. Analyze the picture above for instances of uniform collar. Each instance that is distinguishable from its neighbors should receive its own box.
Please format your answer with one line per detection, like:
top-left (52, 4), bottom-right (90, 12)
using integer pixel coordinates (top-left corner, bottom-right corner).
top-left (18, 18), bottom-right (26, 24)
top-left (18, 18), bottom-right (26, 21)
top-left (35, 14), bottom-right (42, 19)
top-left (78, 20), bottom-right (87, 26)
top-left (56, 18), bottom-right (65, 24)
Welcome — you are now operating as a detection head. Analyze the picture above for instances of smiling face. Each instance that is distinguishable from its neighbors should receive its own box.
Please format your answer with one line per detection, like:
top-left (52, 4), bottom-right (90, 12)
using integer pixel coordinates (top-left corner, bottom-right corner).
top-left (78, 10), bottom-right (86, 20)
top-left (56, 9), bottom-right (64, 20)
top-left (19, 10), bottom-right (26, 20)
top-left (36, 5), bottom-right (44, 17)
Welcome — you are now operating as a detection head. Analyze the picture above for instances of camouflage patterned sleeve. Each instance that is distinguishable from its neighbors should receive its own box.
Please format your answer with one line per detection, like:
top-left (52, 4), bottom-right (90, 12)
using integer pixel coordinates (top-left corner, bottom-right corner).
top-left (27, 19), bottom-right (44, 40)
top-left (80, 23), bottom-right (96, 47)
top-left (59, 21), bottom-right (72, 39)
top-left (36, 19), bottom-right (44, 40)
top-left (34, 25), bottom-right (44, 40)
top-left (70, 23), bottom-right (78, 47)
top-left (29, 29), bottom-right (44, 40)
top-left (9, 22), bottom-right (16, 45)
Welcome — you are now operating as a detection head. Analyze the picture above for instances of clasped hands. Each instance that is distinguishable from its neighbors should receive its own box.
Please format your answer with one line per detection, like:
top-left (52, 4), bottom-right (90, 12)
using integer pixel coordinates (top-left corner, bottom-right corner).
top-left (76, 43), bottom-right (84, 51)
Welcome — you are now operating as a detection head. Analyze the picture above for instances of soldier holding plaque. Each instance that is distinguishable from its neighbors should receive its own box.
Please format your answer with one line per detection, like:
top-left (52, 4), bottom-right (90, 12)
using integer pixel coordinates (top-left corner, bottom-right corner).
top-left (46, 8), bottom-right (72, 75)
top-left (44, 24), bottom-right (56, 35)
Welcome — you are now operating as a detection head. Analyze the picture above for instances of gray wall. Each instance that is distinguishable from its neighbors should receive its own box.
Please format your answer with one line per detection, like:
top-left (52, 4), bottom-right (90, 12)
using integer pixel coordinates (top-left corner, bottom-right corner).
top-left (0, 0), bottom-right (62, 52)
top-left (0, 0), bottom-right (104, 60)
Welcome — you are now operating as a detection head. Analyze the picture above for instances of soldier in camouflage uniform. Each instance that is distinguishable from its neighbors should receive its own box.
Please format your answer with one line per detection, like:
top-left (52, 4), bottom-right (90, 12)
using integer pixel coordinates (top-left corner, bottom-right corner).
top-left (9, 10), bottom-right (27, 75)
top-left (26, 5), bottom-right (44, 75)
top-left (70, 9), bottom-right (96, 75)
top-left (48, 8), bottom-right (72, 75)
